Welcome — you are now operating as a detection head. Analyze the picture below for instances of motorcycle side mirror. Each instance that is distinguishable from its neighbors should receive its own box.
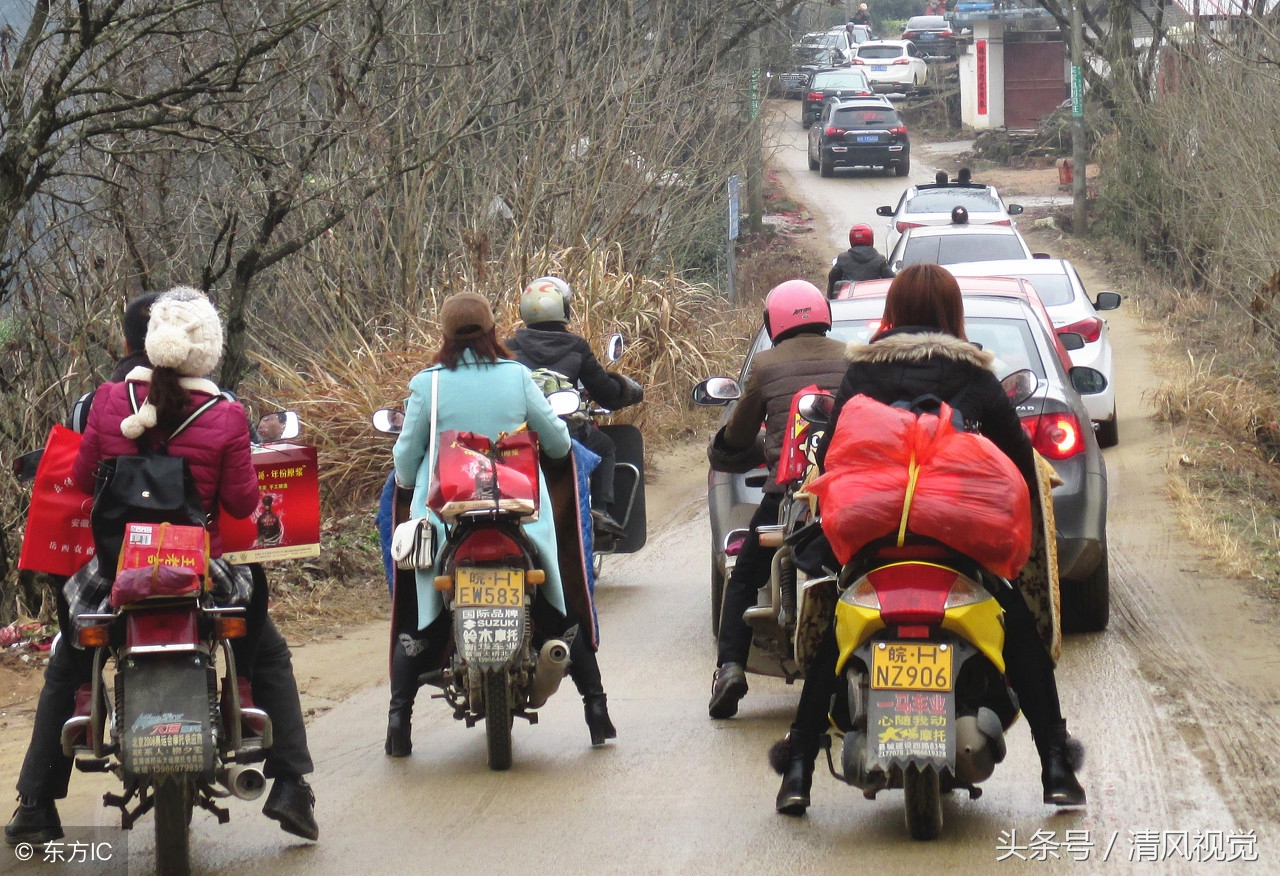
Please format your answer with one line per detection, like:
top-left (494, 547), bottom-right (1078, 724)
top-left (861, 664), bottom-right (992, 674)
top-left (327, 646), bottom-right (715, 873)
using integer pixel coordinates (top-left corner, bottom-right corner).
top-left (1094, 291), bottom-right (1122, 311)
top-left (605, 332), bottom-right (625, 363)
top-left (691, 377), bottom-right (741, 406)
top-left (12, 448), bottom-right (42, 485)
top-left (372, 408), bottom-right (405, 434)
top-left (1058, 331), bottom-right (1086, 351)
top-left (1069, 366), bottom-right (1108, 396)
top-left (875, 205), bottom-right (894, 216)
top-left (1000, 369), bottom-right (1039, 406)
top-left (547, 389), bottom-right (584, 417)
top-left (256, 411), bottom-right (301, 443)
top-left (797, 393), bottom-right (835, 426)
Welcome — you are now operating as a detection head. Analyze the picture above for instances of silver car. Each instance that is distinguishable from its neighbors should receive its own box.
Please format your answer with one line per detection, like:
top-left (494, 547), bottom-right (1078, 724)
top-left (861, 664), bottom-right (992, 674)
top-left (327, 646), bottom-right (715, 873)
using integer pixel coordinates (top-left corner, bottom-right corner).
top-left (877, 182), bottom-right (1025, 253)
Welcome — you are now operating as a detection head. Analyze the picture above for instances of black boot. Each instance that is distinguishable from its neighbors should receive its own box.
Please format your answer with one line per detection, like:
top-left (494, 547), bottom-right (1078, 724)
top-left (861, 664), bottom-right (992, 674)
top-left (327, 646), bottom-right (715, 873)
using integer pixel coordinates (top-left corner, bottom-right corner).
top-left (386, 635), bottom-right (424, 757)
top-left (5, 796), bottom-right (63, 847)
top-left (584, 694), bottom-right (617, 746)
top-left (1037, 721), bottom-right (1086, 806)
top-left (262, 776), bottom-right (319, 841)
top-left (775, 728), bottom-right (820, 816)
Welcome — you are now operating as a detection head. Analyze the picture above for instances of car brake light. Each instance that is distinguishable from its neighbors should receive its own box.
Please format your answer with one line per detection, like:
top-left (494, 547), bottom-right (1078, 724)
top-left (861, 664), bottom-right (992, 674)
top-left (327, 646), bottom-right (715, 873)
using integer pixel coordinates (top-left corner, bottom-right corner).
top-left (826, 127), bottom-right (846, 136)
top-left (903, 31), bottom-right (917, 38)
top-left (453, 528), bottom-right (524, 564)
top-left (851, 58), bottom-right (866, 64)
top-left (1022, 413), bottom-right (1085, 459)
top-left (991, 219), bottom-right (1011, 226)
top-left (888, 125), bottom-right (907, 135)
top-left (892, 58), bottom-right (910, 65)
top-left (896, 221), bottom-right (923, 233)
top-left (1059, 316), bottom-right (1103, 343)
top-left (865, 563), bottom-right (960, 625)
top-left (807, 92), bottom-right (824, 102)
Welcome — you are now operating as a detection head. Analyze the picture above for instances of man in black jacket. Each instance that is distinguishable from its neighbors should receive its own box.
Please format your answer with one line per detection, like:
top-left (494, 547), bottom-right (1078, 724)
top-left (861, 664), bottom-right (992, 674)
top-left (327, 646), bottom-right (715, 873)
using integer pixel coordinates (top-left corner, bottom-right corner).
top-left (505, 276), bottom-right (643, 539)
top-left (827, 224), bottom-right (893, 297)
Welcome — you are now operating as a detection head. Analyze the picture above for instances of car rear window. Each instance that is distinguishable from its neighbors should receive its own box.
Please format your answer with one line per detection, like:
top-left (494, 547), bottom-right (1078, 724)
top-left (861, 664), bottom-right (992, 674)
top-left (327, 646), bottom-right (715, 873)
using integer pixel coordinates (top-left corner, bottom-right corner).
top-left (829, 316), bottom-right (1044, 379)
top-left (802, 33), bottom-right (842, 48)
top-left (906, 189), bottom-right (1003, 214)
top-left (832, 107), bottom-right (898, 127)
top-left (1009, 275), bottom-right (1074, 307)
top-left (906, 16), bottom-right (947, 30)
top-left (812, 72), bottom-right (867, 90)
top-left (857, 46), bottom-right (905, 60)
top-left (901, 234), bottom-right (1027, 266)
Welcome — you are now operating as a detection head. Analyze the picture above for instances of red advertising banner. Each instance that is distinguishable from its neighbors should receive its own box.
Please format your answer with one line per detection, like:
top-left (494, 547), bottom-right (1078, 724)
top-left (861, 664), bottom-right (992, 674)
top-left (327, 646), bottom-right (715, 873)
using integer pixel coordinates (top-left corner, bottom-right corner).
top-left (976, 40), bottom-right (988, 116)
top-left (220, 444), bottom-right (321, 563)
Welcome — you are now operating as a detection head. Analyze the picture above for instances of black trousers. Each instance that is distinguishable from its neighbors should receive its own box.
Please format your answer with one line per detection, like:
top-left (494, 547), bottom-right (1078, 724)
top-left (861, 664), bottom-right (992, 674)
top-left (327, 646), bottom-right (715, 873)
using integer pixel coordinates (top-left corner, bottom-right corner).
top-left (577, 426), bottom-right (616, 510)
top-left (16, 567), bottom-right (312, 801)
top-left (716, 493), bottom-right (782, 668)
top-left (792, 579), bottom-right (1064, 749)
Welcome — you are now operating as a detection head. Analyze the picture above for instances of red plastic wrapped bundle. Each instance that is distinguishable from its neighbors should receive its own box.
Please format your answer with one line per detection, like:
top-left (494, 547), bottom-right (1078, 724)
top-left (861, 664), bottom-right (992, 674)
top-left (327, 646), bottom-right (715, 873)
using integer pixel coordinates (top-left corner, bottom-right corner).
top-left (807, 395), bottom-right (1032, 578)
top-left (428, 430), bottom-right (541, 522)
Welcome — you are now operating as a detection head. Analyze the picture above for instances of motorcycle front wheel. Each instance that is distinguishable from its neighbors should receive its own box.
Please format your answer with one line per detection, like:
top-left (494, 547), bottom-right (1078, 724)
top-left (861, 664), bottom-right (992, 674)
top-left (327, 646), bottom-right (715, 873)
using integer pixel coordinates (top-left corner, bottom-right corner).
top-left (153, 776), bottom-right (194, 875)
top-left (484, 670), bottom-right (513, 771)
top-left (903, 764), bottom-right (943, 840)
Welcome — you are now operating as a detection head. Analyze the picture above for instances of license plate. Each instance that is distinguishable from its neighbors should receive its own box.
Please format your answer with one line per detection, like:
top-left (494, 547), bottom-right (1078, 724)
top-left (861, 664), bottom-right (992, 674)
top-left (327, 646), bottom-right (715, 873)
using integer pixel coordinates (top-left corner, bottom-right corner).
top-left (856, 134), bottom-right (878, 143)
top-left (871, 642), bottom-right (952, 691)
top-left (454, 568), bottom-right (524, 608)
top-left (873, 65), bottom-right (887, 72)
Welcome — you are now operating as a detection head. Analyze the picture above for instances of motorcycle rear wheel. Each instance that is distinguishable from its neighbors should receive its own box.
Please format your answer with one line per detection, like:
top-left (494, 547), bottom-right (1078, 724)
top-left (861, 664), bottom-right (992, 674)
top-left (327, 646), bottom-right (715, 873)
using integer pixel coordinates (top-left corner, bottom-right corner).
top-left (903, 764), bottom-right (943, 841)
top-left (484, 670), bottom-right (514, 771)
top-left (153, 776), bottom-right (194, 876)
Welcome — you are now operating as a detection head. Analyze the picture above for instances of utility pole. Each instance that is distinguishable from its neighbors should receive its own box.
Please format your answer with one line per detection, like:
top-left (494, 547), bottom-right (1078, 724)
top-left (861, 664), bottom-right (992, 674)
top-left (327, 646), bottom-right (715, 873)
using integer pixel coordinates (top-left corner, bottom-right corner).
top-left (1070, 0), bottom-right (1087, 235)
top-left (747, 28), bottom-right (765, 236)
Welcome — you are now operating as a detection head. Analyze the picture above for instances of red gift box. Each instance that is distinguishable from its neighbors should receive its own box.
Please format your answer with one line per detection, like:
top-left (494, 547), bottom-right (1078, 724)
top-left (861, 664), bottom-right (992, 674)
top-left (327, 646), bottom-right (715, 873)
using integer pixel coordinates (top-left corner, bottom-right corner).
top-left (112, 522), bottom-right (209, 606)
top-left (219, 443), bottom-right (321, 563)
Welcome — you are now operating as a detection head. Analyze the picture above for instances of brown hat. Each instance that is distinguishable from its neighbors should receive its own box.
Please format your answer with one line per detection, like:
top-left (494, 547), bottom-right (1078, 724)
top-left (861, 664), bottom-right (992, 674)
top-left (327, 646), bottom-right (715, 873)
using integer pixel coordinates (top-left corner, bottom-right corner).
top-left (440, 292), bottom-right (495, 340)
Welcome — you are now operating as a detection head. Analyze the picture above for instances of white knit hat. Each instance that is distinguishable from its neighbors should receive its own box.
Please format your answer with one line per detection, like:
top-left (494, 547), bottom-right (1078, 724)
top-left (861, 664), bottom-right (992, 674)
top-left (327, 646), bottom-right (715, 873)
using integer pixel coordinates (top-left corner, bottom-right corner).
top-left (120, 286), bottom-right (223, 439)
top-left (146, 286), bottom-right (223, 377)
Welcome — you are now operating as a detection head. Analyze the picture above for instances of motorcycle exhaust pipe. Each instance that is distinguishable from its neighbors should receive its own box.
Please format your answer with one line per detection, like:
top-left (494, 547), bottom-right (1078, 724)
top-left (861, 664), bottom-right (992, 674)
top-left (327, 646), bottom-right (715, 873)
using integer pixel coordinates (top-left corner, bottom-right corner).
top-left (526, 639), bottom-right (571, 709)
top-left (220, 764), bottom-right (267, 801)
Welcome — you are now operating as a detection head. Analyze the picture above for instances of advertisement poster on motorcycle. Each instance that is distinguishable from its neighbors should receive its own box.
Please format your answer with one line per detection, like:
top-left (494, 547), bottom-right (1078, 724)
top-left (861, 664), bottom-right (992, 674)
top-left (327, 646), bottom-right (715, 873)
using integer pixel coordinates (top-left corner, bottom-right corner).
top-left (220, 443), bottom-right (320, 563)
top-left (120, 660), bottom-right (216, 777)
top-left (867, 641), bottom-right (955, 767)
top-left (455, 607), bottom-right (525, 666)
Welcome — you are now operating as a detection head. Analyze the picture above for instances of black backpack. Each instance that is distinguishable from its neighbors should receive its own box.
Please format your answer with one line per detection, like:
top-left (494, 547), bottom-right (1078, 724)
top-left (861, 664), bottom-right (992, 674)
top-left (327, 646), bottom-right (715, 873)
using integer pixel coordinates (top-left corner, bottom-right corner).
top-left (90, 383), bottom-right (222, 574)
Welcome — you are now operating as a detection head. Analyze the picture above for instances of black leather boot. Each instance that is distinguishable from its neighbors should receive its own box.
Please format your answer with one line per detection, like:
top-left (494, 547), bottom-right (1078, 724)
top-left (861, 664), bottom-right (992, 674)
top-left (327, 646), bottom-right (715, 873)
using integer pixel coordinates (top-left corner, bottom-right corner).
top-left (567, 631), bottom-right (616, 746)
top-left (584, 694), bottom-right (617, 746)
top-left (775, 728), bottom-right (820, 816)
top-left (386, 636), bottom-right (423, 757)
top-left (1037, 720), bottom-right (1086, 806)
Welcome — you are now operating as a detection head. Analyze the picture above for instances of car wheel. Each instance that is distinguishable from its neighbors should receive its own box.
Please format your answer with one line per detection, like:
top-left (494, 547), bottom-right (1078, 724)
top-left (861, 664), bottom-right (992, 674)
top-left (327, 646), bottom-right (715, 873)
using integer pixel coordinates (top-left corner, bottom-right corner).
top-left (1095, 413), bottom-right (1119, 448)
top-left (711, 557), bottom-right (725, 637)
top-left (808, 146), bottom-right (819, 171)
top-left (1062, 541), bottom-right (1110, 633)
top-left (820, 152), bottom-right (834, 178)
top-left (802, 117), bottom-right (811, 130)
top-left (895, 157), bottom-right (911, 177)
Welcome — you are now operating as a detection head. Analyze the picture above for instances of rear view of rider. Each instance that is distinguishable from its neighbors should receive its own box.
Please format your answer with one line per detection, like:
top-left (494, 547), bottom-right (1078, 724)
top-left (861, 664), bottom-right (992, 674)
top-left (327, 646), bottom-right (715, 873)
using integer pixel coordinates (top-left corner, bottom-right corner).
top-left (827, 224), bottom-right (893, 297)
top-left (706, 280), bottom-right (848, 719)
top-left (505, 276), bottom-right (644, 539)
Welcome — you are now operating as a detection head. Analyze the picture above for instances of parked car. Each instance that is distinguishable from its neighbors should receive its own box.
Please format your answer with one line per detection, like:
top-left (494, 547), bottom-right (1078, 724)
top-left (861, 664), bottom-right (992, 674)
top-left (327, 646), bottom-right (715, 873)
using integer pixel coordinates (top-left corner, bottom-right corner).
top-left (705, 289), bottom-right (1112, 637)
top-left (887, 223), bottom-right (1038, 270)
top-left (807, 96), bottom-right (909, 177)
top-left (801, 68), bottom-right (875, 128)
top-left (901, 15), bottom-right (957, 59)
top-left (781, 25), bottom-right (872, 98)
top-left (947, 258), bottom-right (1124, 446)
top-left (850, 40), bottom-right (929, 95)
top-left (876, 181), bottom-right (1025, 252)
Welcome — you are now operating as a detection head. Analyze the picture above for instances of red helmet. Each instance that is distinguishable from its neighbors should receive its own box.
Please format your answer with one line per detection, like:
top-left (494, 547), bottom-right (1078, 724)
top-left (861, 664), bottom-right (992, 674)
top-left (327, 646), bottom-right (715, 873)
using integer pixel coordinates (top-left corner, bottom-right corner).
top-left (849, 224), bottom-right (874, 248)
top-left (763, 280), bottom-right (831, 342)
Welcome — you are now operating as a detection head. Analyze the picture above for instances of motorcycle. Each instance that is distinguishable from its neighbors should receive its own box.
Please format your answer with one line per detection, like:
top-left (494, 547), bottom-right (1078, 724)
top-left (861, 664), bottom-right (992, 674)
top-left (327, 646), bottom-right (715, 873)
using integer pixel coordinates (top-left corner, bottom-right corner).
top-left (692, 377), bottom-right (837, 681)
top-left (372, 403), bottom-right (582, 771)
top-left (18, 411), bottom-right (306, 875)
top-left (795, 370), bottom-right (1042, 840)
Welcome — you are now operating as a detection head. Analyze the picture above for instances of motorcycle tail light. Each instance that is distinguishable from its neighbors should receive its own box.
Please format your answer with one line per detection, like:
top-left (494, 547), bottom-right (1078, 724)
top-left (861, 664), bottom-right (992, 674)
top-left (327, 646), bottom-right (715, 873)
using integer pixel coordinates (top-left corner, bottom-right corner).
top-left (453, 528), bottom-right (523, 565)
top-left (943, 574), bottom-right (988, 609)
top-left (1060, 316), bottom-right (1104, 343)
top-left (865, 563), bottom-right (959, 625)
top-left (1022, 412), bottom-right (1085, 459)
top-left (126, 608), bottom-right (199, 648)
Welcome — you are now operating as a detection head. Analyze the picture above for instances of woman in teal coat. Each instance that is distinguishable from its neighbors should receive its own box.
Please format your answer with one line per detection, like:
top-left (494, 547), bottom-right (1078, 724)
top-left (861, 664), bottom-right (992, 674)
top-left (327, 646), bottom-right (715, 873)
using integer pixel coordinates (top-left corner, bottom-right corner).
top-left (387, 292), bottom-right (616, 755)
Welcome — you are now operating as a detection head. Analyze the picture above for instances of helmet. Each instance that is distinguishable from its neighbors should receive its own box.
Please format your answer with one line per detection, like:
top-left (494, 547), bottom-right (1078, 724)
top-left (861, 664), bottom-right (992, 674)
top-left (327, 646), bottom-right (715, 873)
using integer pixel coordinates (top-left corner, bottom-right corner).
top-left (519, 276), bottom-right (573, 325)
top-left (763, 280), bottom-right (831, 342)
top-left (849, 224), bottom-right (874, 248)
top-left (951, 205), bottom-right (969, 225)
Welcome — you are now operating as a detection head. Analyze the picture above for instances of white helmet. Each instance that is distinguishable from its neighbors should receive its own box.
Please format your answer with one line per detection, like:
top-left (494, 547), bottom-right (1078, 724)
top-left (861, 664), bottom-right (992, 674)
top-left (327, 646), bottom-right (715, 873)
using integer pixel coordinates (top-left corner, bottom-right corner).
top-left (519, 276), bottom-right (573, 325)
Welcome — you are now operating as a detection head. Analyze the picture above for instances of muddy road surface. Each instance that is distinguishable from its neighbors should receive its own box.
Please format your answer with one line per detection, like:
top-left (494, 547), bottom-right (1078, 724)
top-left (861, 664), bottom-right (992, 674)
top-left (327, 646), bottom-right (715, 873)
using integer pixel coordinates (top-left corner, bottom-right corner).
top-left (5, 100), bottom-right (1279, 874)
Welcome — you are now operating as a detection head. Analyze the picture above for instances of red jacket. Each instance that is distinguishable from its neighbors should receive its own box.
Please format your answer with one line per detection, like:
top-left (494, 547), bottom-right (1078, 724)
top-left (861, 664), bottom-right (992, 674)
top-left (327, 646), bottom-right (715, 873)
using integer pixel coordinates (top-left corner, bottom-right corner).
top-left (73, 369), bottom-right (260, 556)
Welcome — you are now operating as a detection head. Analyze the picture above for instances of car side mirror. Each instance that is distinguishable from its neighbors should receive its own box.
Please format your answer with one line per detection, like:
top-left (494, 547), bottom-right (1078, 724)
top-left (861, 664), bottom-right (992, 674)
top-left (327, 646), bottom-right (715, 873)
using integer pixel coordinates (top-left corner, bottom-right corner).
top-left (372, 408), bottom-right (405, 434)
top-left (1058, 331), bottom-right (1086, 351)
top-left (1094, 291), bottom-right (1122, 311)
top-left (605, 332), bottom-right (626, 362)
top-left (876, 205), bottom-right (894, 217)
top-left (1032, 252), bottom-right (1051, 259)
top-left (1007, 204), bottom-right (1024, 216)
top-left (1069, 367), bottom-right (1108, 395)
top-left (692, 377), bottom-right (742, 406)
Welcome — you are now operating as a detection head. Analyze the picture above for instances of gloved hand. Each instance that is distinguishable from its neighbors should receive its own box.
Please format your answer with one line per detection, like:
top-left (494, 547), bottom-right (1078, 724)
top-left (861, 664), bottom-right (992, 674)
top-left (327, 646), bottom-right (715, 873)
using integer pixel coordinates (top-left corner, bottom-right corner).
top-left (617, 374), bottom-right (644, 405)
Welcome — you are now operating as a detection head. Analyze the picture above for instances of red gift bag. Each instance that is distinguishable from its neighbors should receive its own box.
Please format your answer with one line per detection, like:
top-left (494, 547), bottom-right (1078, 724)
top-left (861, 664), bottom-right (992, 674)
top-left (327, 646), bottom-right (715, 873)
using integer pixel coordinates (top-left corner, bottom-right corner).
top-left (427, 430), bottom-right (541, 522)
top-left (18, 425), bottom-right (97, 576)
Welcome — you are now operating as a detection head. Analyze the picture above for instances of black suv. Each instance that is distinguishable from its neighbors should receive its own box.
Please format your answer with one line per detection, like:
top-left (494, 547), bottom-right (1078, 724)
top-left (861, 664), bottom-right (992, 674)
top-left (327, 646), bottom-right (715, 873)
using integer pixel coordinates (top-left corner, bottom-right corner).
top-left (800, 68), bottom-right (875, 129)
top-left (807, 97), bottom-right (910, 177)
